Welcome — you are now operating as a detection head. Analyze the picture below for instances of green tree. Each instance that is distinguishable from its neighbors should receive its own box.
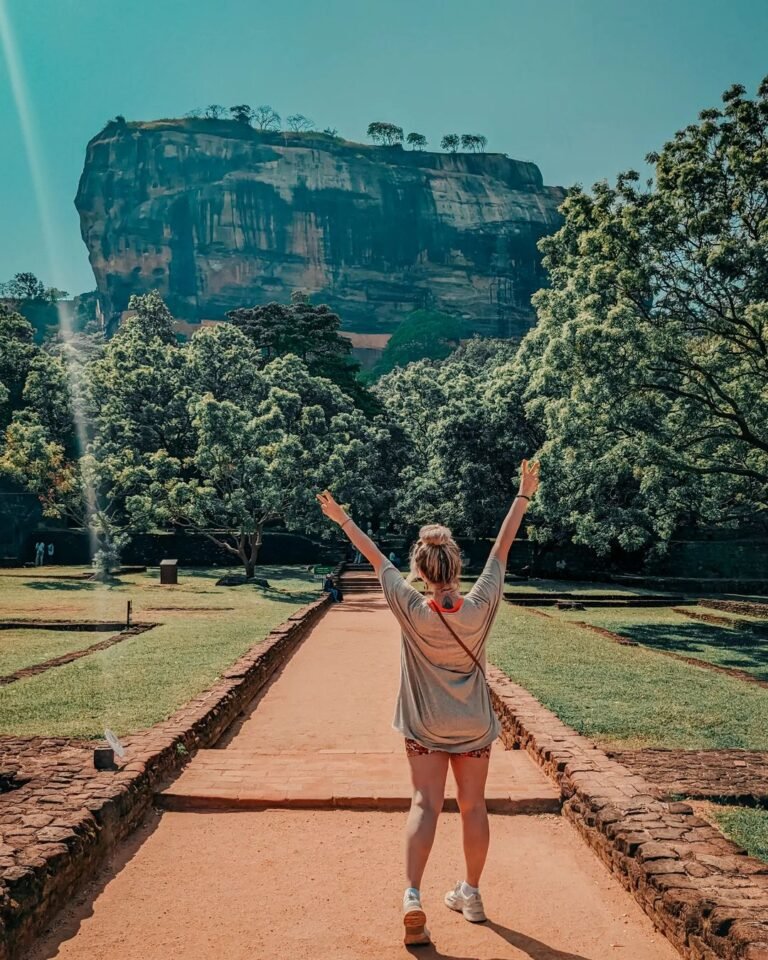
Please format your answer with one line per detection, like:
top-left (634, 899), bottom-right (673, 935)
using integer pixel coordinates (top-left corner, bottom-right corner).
top-left (440, 134), bottom-right (460, 153)
top-left (131, 353), bottom-right (389, 576)
top-left (522, 76), bottom-right (768, 558)
top-left (0, 307), bottom-right (37, 430)
top-left (1, 272), bottom-right (70, 342)
top-left (1, 272), bottom-right (45, 301)
top-left (367, 122), bottom-right (404, 146)
top-left (229, 104), bottom-right (253, 125)
top-left (460, 134), bottom-right (487, 153)
top-left (204, 104), bottom-right (225, 119)
top-left (2, 291), bottom-right (189, 579)
top-left (375, 339), bottom-right (527, 536)
top-left (370, 310), bottom-right (468, 378)
top-left (227, 292), bottom-right (376, 413)
top-left (87, 291), bottom-right (192, 475)
top-left (406, 132), bottom-right (428, 150)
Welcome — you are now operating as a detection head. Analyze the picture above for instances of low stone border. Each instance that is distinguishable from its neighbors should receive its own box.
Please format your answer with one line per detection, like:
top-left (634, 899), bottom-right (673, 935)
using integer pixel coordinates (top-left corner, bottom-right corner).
top-left (570, 619), bottom-right (639, 645)
top-left (701, 600), bottom-right (768, 619)
top-left (0, 624), bottom-right (158, 686)
top-left (0, 621), bottom-right (132, 631)
top-left (608, 749), bottom-right (768, 805)
top-left (487, 667), bottom-right (768, 959)
top-left (0, 589), bottom-right (334, 960)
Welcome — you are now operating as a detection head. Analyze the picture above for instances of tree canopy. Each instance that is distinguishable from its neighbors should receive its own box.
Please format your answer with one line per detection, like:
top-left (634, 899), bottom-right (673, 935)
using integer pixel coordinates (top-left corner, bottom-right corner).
top-left (440, 134), bottom-right (460, 153)
top-left (367, 122), bottom-right (404, 146)
top-left (518, 76), bottom-right (768, 556)
top-left (226, 292), bottom-right (376, 413)
top-left (460, 134), bottom-right (487, 153)
top-left (131, 348), bottom-right (389, 575)
top-left (0, 290), bottom-right (394, 576)
top-left (406, 132), bottom-right (427, 150)
top-left (370, 310), bottom-right (468, 378)
top-left (374, 340), bottom-right (527, 536)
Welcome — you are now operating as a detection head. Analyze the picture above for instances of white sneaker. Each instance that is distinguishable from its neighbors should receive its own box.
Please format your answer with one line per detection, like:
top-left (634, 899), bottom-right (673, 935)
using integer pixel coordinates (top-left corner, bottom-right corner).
top-left (403, 890), bottom-right (431, 946)
top-left (444, 881), bottom-right (487, 922)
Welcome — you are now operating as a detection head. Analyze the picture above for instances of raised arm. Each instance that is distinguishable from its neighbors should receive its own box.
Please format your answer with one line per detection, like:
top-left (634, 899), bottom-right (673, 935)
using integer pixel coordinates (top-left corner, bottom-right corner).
top-left (315, 490), bottom-right (388, 575)
top-left (489, 459), bottom-right (541, 568)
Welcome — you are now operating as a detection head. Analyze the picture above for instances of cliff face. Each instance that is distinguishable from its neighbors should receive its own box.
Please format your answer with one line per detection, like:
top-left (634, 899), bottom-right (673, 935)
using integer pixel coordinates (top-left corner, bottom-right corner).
top-left (75, 119), bottom-right (565, 336)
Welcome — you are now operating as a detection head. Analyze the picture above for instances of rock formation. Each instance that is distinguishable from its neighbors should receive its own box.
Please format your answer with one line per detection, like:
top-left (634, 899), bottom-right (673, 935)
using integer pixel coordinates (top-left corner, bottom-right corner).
top-left (75, 118), bottom-right (565, 337)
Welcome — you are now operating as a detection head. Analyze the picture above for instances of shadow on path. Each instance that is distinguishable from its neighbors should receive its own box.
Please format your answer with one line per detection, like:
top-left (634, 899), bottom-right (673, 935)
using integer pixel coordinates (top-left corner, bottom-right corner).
top-left (406, 919), bottom-right (594, 960)
top-left (28, 811), bottom-right (164, 960)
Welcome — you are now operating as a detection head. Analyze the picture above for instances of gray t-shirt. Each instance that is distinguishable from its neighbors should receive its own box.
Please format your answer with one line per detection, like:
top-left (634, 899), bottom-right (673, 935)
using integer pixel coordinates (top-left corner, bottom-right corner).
top-left (378, 554), bottom-right (504, 752)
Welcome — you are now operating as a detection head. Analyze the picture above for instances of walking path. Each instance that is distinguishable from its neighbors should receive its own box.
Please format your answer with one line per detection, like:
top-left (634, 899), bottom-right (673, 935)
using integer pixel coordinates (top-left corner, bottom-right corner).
top-left (31, 582), bottom-right (679, 960)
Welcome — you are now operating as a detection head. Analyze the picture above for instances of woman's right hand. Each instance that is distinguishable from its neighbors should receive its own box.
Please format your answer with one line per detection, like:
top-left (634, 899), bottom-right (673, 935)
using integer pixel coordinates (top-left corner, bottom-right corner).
top-left (518, 459), bottom-right (541, 499)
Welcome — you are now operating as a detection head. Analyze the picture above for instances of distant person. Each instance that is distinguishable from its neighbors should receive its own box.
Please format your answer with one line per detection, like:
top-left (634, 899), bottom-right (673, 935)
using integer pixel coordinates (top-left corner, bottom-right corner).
top-left (388, 550), bottom-right (401, 567)
top-left (316, 458), bottom-right (541, 946)
top-left (34, 541), bottom-right (45, 566)
top-left (322, 573), bottom-right (343, 603)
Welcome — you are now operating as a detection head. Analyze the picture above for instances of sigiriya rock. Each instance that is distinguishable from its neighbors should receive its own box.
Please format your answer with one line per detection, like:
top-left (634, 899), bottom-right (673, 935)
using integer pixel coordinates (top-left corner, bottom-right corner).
top-left (75, 118), bottom-right (566, 338)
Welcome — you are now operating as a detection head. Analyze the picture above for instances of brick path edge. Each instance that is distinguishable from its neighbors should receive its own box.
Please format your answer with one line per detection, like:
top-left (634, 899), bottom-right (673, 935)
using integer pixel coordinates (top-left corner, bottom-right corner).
top-left (486, 666), bottom-right (768, 960)
top-left (0, 588), bottom-right (335, 960)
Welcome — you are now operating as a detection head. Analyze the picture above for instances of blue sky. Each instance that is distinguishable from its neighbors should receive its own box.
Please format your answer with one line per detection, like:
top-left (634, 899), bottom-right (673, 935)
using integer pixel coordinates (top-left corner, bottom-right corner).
top-left (1, 0), bottom-right (767, 295)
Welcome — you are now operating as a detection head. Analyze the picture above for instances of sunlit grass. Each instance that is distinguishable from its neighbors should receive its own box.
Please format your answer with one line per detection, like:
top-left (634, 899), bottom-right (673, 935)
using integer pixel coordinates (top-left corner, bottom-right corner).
top-left (0, 565), bottom-right (321, 738)
top-left (552, 606), bottom-right (768, 681)
top-left (487, 603), bottom-right (768, 751)
top-left (0, 628), bottom-right (115, 676)
top-left (710, 805), bottom-right (768, 863)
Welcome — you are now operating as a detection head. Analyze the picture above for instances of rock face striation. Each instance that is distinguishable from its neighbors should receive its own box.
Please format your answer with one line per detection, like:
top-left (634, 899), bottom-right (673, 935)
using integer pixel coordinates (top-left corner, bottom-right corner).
top-left (76, 119), bottom-right (566, 336)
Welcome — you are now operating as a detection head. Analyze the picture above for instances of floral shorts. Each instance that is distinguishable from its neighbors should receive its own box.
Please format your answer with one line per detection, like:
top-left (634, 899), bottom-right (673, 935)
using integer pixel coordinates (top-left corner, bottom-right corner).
top-left (404, 737), bottom-right (492, 759)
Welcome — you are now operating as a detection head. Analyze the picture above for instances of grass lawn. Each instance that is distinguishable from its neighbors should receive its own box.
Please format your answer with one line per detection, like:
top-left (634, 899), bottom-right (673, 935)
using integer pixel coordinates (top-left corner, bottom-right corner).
top-left (0, 565), bottom-right (320, 739)
top-left (0, 629), bottom-right (115, 676)
top-left (709, 805), bottom-right (768, 863)
top-left (553, 606), bottom-right (768, 682)
top-left (487, 603), bottom-right (768, 751)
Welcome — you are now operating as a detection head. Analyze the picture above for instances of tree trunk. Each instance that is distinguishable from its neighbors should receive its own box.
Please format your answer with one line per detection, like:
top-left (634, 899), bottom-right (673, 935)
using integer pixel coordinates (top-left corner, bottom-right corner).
top-left (238, 526), bottom-right (264, 579)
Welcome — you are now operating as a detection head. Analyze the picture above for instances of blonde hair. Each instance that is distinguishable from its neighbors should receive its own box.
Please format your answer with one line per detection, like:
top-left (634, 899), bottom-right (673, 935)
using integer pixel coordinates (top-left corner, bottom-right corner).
top-left (408, 524), bottom-right (461, 588)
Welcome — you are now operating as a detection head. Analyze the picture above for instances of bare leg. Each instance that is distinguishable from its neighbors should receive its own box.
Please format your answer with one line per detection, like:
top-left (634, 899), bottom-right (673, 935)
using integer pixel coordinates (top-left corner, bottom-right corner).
top-left (450, 753), bottom-right (491, 887)
top-left (405, 751), bottom-right (449, 889)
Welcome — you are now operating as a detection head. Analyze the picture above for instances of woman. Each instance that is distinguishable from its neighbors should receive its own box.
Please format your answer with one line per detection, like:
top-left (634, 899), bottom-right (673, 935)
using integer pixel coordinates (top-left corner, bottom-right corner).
top-left (316, 458), bottom-right (540, 946)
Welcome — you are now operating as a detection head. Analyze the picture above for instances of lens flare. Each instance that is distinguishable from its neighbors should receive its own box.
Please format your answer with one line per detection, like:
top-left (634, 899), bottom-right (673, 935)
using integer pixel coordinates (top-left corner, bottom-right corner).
top-left (1, 1), bottom-right (101, 566)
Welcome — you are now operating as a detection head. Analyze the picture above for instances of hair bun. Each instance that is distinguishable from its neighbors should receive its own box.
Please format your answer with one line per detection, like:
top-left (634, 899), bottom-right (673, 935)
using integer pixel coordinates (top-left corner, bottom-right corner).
top-left (419, 524), bottom-right (452, 547)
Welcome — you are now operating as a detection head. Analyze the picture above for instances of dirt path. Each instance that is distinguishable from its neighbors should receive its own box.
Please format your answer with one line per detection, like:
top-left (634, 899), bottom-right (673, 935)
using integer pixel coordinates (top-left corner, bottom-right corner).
top-left (30, 590), bottom-right (679, 960)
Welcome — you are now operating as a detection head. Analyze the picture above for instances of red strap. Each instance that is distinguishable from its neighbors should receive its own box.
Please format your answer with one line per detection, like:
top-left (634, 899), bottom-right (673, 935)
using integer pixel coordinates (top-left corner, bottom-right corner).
top-left (433, 605), bottom-right (486, 679)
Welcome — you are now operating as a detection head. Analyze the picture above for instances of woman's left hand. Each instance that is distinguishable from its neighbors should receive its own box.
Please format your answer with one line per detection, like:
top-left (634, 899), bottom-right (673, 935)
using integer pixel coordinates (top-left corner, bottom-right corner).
top-left (315, 489), bottom-right (349, 526)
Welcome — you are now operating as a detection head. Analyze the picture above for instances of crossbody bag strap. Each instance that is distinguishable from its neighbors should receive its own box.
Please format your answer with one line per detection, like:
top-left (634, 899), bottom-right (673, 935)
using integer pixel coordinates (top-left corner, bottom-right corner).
top-left (433, 606), bottom-right (487, 680)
